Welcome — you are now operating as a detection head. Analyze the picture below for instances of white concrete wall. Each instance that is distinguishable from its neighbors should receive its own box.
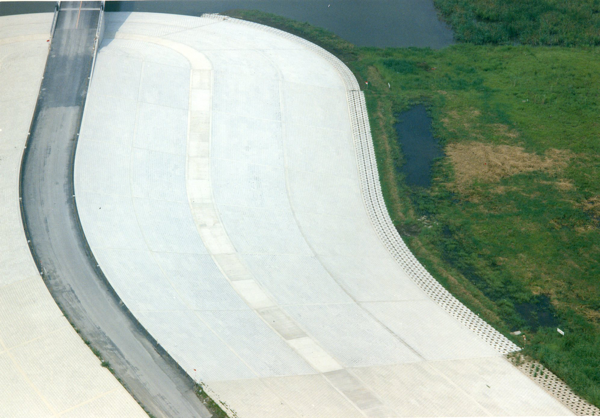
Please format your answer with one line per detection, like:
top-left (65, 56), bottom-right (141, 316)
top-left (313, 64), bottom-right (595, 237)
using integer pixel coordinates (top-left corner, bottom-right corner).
top-left (0, 14), bottom-right (145, 417)
top-left (75, 12), bottom-right (573, 417)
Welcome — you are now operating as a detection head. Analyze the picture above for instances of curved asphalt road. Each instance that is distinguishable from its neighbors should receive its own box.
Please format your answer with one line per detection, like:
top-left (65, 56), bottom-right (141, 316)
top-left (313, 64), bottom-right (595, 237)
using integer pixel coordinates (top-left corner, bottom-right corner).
top-left (19, 4), bottom-right (210, 417)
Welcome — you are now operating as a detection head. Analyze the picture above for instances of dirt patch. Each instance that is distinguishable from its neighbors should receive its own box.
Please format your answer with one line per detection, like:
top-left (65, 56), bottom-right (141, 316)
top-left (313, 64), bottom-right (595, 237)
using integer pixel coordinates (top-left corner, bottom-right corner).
top-left (446, 142), bottom-right (572, 191)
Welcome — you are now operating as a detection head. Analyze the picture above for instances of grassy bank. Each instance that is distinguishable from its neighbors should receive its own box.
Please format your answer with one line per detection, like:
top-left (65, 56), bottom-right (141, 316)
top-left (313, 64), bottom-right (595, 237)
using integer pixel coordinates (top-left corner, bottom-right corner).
top-left (434, 0), bottom-right (600, 46)
top-left (223, 10), bottom-right (600, 408)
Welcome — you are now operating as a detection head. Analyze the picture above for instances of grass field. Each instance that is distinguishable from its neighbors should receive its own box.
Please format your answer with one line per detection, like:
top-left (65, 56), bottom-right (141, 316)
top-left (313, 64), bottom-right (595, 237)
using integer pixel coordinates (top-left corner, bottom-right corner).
top-left (223, 9), bottom-right (600, 408)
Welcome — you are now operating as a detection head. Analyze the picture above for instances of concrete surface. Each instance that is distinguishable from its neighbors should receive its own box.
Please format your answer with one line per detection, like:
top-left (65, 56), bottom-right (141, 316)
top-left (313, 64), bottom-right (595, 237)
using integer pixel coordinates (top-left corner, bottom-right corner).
top-left (74, 12), bottom-right (574, 417)
top-left (0, 13), bottom-right (145, 418)
top-left (18, 6), bottom-right (211, 418)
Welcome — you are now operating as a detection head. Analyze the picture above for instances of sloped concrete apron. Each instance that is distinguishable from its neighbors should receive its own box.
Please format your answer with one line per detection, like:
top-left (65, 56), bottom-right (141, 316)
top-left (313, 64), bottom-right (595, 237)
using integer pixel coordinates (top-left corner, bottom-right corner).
top-left (75, 12), bottom-right (595, 417)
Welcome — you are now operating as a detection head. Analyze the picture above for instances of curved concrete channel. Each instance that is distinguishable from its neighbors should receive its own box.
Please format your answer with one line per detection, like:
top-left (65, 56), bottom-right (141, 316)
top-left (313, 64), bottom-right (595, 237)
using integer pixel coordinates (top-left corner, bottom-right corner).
top-left (73, 11), bottom-right (576, 418)
top-left (19, 5), bottom-right (210, 418)
top-left (9, 7), bottom-right (592, 417)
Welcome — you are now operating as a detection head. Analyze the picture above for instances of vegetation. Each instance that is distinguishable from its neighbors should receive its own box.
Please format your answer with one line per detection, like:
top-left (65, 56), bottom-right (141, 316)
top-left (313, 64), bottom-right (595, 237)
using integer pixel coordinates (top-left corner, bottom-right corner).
top-left (195, 384), bottom-right (232, 418)
top-left (434, 0), bottom-right (600, 46)
top-left (224, 9), bottom-right (600, 408)
top-left (367, 46), bottom-right (600, 408)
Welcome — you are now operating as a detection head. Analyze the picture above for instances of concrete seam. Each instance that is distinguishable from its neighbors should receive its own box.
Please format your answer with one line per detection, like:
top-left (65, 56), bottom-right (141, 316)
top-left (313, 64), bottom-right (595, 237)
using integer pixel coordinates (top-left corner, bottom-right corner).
top-left (0, 339), bottom-right (58, 416)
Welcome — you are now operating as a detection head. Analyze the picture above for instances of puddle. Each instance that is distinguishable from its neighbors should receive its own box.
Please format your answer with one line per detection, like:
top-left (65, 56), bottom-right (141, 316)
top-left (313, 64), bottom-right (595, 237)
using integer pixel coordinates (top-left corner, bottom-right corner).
top-left (515, 295), bottom-right (560, 331)
top-left (394, 105), bottom-right (444, 188)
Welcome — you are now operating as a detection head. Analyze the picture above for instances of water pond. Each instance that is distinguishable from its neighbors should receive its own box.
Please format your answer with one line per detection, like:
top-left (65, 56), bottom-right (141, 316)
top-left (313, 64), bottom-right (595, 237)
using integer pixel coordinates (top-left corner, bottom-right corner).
top-left (394, 105), bottom-right (443, 188)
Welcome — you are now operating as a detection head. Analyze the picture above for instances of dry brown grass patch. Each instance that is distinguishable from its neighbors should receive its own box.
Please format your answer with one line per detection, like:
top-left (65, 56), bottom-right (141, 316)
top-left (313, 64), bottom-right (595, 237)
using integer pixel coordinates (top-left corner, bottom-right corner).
top-left (582, 196), bottom-right (600, 217)
top-left (447, 142), bottom-right (572, 192)
top-left (492, 123), bottom-right (519, 139)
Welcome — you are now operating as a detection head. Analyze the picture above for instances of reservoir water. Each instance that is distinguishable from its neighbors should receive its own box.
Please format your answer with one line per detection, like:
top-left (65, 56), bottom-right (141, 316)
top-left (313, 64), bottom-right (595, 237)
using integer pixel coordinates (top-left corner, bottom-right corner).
top-left (2, 0), bottom-right (454, 49)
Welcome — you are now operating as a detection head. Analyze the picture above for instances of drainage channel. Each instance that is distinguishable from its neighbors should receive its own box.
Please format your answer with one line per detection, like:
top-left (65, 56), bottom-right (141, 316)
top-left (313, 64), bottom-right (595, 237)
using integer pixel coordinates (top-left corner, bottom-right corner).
top-left (19, 2), bottom-right (211, 417)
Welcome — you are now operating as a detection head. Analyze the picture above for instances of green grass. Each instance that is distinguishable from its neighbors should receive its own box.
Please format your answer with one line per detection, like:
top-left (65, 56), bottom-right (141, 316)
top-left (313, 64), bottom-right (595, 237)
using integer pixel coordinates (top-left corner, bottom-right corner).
top-left (434, 0), bottom-right (600, 46)
top-left (195, 385), bottom-right (231, 418)
top-left (224, 10), bottom-right (600, 408)
top-left (364, 45), bottom-right (600, 407)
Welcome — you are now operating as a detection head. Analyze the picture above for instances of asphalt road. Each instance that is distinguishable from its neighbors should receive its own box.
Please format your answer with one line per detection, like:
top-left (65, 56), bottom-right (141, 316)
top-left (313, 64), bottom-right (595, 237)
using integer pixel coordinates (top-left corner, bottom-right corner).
top-left (19, 4), bottom-right (211, 417)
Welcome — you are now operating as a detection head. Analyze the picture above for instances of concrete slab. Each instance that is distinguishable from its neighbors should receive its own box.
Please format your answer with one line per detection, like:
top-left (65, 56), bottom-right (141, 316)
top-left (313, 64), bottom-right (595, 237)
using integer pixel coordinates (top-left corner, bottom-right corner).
top-left (0, 352), bottom-right (54, 418)
top-left (0, 278), bottom-right (66, 350)
top-left (428, 357), bottom-right (573, 415)
top-left (0, 14), bottom-right (144, 417)
top-left (73, 12), bottom-right (576, 417)
top-left (264, 374), bottom-right (365, 418)
top-left (151, 252), bottom-right (248, 311)
top-left (351, 362), bottom-right (492, 417)
top-left (243, 254), bottom-right (353, 305)
top-left (198, 310), bottom-right (315, 377)
top-left (363, 300), bottom-right (499, 360)
top-left (94, 248), bottom-right (189, 312)
top-left (207, 378), bottom-right (301, 418)
top-left (211, 112), bottom-right (283, 166)
top-left (10, 327), bottom-right (122, 413)
top-left (134, 102), bottom-right (188, 154)
top-left (319, 254), bottom-right (427, 302)
top-left (218, 204), bottom-right (313, 255)
top-left (285, 303), bottom-right (422, 367)
top-left (139, 61), bottom-right (189, 108)
top-left (135, 310), bottom-right (256, 382)
top-left (131, 149), bottom-right (188, 202)
top-left (212, 160), bottom-right (288, 209)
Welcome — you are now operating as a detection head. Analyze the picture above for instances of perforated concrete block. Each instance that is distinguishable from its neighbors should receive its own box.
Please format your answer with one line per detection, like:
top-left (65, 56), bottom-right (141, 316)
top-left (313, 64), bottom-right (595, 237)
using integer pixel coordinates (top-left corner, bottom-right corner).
top-left (429, 357), bottom-right (572, 416)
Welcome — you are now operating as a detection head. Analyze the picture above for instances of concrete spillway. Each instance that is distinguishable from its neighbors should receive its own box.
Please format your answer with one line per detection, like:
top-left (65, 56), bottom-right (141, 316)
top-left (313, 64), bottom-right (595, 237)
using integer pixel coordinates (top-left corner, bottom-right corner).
top-left (72, 12), bottom-right (576, 417)
top-left (19, 4), bottom-right (210, 417)
top-left (4, 8), bottom-right (591, 417)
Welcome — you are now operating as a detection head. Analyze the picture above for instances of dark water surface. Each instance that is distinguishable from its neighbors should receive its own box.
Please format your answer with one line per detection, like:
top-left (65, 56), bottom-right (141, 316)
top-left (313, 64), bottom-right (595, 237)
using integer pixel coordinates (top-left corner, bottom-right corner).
top-left (394, 105), bottom-right (443, 188)
top-left (0, 1), bottom-right (454, 48)
top-left (0, 1), bottom-right (56, 15)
